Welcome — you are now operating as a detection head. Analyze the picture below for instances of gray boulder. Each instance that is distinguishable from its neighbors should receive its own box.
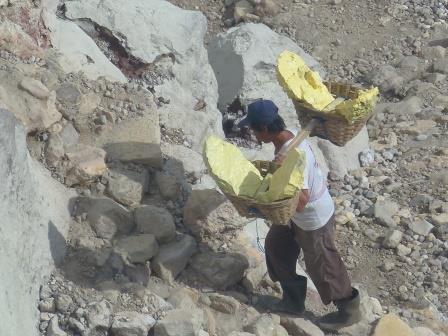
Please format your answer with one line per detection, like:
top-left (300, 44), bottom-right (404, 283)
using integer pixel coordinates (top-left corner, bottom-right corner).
top-left (65, 0), bottom-right (223, 150)
top-left (189, 252), bottom-right (249, 289)
top-left (114, 235), bottom-right (159, 264)
top-left (152, 235), bottom-right (197, 283)
top-left (280, 316), bottom-right (324, 336)
top-left (155, 172), bottom-right (181, 201)
top-left (73, 197), bottom-right (135, 235)
top-left (107, 167), bottom-right (149, 207)
top-left (183, 189), bottom-right (246, 240)
top-left (135, 205), bottom-right (176, 243)
top-left (208, 23), bottom-right (324, 129)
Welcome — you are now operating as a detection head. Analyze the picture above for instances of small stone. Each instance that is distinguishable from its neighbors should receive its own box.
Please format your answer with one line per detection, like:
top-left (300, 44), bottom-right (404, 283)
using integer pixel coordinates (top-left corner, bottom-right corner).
top-left (65, 145), bottom-right (107, 186)
top-left (59, 122), bottom-right (80, 149)
top-left (19, 77), bottom-right (51, 100)
top-left (280, 316), bottom-right (324, 336)
top-left (57, 83), bottom-right (82, 106)
top-left (374, 198), bottom-right (399, 227)
top-left (383, 229), bottom-right (403, 249)
top-left (396, 244), bottom-right (412, 257)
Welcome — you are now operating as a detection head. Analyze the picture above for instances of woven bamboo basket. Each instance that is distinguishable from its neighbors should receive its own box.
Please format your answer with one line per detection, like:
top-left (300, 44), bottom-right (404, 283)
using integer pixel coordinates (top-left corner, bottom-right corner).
top-left (225, 160), bottom-right (299, 226)
top-left (293, 82), bottom-right (375, 146)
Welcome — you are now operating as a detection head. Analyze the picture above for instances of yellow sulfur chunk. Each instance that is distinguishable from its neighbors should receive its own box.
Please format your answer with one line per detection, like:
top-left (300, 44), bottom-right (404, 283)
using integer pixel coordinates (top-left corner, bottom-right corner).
top-left (254, 173), bottom-right (273, 199)
top-left (335, 87), bottom-right (379, 123)
top-left (203, 136), bottom-right (262, 198)
top-left (256, 148), bottom-right (306, 203)
top-left (277, 50), bottom-right (335, 110)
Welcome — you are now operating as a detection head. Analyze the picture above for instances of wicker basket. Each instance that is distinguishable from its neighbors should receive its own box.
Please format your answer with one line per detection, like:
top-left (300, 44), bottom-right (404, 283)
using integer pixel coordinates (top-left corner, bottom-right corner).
top-left (224, 160), bottom-right (299, 226)
top-left (293, 82), bottom-right (375, 146)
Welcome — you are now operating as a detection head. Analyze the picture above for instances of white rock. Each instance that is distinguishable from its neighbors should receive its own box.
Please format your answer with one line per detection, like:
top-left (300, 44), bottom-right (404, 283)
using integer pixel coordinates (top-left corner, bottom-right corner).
top-left (317, 126), bottom-right (370, 178)
top-left (396, 244), bottom-right (412, 257)
top-left (152, 234), bottom-right (197, 283)
top-left (374, 198), bottom-right (399, 227)
top-left (135, 205), bottom-right (176, 243)
top-left (208, 23), bottom-right (323, 129)
top-left (115, 235), bottom-right (159, 264)
top-left (49, 19), bottom-right (126, 82)
top-left (66, 0), bottom-right (223, 150)
top-left (59, 122), bottom-right (80, 149)
top-left (111, 311), bottom-right (156, 336)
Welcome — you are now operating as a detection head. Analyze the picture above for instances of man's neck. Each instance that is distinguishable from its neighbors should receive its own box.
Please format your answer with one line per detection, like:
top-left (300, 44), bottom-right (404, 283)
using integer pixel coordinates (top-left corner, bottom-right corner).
top-left (273, 130), bottom-right (294, 153)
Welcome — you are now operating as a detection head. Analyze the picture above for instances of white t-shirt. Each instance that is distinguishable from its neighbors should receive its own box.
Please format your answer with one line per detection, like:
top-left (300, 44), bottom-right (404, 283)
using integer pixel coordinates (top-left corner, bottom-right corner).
top-left (276, 131), bottom-right (334, 231)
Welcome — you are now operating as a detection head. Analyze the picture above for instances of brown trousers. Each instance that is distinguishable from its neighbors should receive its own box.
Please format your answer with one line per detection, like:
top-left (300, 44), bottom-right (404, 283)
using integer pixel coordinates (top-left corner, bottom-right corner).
top-left (264, 216), bottom-right (352, 305)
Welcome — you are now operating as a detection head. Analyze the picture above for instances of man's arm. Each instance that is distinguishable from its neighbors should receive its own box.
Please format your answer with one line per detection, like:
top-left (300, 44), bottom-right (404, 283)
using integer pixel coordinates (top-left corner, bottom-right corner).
top-left (296, 189), bottom-right (309, 212)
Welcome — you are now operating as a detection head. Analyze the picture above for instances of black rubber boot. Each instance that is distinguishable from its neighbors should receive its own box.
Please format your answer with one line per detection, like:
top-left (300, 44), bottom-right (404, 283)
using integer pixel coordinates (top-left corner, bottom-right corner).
top-left (317, 288), bottom-right (362, 332)
top-left (257, 275), bottom-right (307, 314)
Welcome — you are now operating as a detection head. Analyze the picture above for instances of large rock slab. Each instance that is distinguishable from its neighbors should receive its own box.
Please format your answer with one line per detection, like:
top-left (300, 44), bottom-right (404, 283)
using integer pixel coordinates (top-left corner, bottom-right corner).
top-left (0, 109), bottom-right (74, 336)
top-left (152, 235), bottom-right (197, 283)
top-left (208, 23), bottom-right (324, 129)
top-left (86, 113), bottom-right (162, 168)
top-left (48, 19), bottom-right (126, 82)
top-left (154, 308), bottom-right (204, 336)
top-left (65, 0), bottom-right (223, 150)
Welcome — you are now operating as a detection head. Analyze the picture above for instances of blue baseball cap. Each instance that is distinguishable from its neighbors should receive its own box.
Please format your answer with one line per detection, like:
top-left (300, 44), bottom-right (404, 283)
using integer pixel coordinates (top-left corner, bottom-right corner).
top-left (237, 99), bottom-right (279, 128)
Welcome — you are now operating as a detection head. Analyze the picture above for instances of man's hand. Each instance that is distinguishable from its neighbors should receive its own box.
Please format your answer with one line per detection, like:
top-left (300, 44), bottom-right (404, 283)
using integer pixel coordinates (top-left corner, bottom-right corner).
top-left (296, 189), bottom-right (310, 212)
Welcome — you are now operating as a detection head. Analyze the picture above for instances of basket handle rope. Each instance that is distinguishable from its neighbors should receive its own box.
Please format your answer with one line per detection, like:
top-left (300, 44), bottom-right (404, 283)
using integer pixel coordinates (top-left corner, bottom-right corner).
top-left (279, 118), bottom-right (323, 157)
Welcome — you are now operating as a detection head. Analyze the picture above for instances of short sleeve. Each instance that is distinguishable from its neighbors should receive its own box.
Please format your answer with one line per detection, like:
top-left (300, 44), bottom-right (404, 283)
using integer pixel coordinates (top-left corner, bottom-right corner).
top-left (302, 154), bottom-right (309, 190)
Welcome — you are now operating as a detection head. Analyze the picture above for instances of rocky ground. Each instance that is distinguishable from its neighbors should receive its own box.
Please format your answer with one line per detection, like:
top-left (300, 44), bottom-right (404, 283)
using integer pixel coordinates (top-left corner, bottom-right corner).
top-left (1, 0), bottom-right (448, 335)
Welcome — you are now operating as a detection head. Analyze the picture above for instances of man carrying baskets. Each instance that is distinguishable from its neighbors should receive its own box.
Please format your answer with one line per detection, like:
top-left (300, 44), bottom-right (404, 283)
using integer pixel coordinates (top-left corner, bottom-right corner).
top-left (238, 99), bottom-right (361, 331)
